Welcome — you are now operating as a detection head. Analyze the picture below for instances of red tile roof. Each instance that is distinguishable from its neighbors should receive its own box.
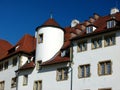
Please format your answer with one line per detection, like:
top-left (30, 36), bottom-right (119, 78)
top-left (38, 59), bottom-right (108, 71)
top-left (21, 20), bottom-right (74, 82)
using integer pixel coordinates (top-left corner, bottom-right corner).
top-left (41, 56), bottom-right (70, 66)
top-left (19, 61), bottom-right (35, 70)
top-left (0, 39), bottom-right (12, 60)
top-left (0, 34), bottom-right (36, 60)
top-left (43, 18), bottom-right (60, 27)
top-left (71, 12), bottom-right (120, 40)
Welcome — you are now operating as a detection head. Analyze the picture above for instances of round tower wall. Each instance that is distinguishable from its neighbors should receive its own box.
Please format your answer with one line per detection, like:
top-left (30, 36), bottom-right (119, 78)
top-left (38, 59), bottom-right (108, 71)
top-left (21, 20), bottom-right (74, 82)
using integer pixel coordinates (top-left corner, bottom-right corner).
top-left (35, 27), bottom-right (64, 62)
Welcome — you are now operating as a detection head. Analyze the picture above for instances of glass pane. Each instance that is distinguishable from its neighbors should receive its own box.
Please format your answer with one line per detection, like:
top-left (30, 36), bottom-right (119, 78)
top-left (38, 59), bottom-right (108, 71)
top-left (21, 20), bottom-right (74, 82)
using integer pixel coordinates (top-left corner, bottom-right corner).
top-left (101, 63), bottom-right (105, 75)
top-left (106, 62), bottom-right (111, 74)
top-left (86, 65), bottom-right (90, 77)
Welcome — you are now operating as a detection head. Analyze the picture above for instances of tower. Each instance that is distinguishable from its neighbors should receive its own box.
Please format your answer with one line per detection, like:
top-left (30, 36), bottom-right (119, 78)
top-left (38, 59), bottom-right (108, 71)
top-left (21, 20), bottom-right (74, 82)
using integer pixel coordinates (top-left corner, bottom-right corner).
top-left (35, 18), bottom-right (64, 62)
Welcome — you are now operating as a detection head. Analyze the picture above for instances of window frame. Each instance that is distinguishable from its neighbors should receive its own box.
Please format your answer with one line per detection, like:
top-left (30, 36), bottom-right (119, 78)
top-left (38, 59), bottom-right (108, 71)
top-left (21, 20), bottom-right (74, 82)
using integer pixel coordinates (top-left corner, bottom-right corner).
top-left (77, 40), bottom-right (87, 52)
top-left (11, 77), bottom-right (17, 88)
top-left (56, 67), bottom-right (68, 81)
top-left (12, 57), bottom-right (17, 66)
top-left (38, 33), bottom-right (43, 44)
top-left (104, 33), bottom-right (116, 47)
top-left (78, 64), bottom-right (91, 78)
top-left (36, 61), bottom-right (42, 70)
top-left (4, 61), bottom-right (8, 70)
top-left (33, 80), bottom-right (42, 90)
top-left (98, 60), bottom-right (112, 76)
top-left (0, 81), bottom-right (5, 90)
top-left (98, 88), bottom-right (112, 90)
top-left (0, 63), bottom-right (3, 71)
top-left (23, 75), bottom-right (28, 86)
top-left (91, 37), bottom-right (102, 49)
top-left (107, 19), bottom-right (116, 29)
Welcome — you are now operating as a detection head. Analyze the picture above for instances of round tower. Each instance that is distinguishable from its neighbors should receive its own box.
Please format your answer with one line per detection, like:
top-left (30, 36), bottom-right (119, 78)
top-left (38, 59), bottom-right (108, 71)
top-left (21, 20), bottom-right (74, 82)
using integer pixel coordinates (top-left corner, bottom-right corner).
top-left (35, 18), bottom-right (64, 62)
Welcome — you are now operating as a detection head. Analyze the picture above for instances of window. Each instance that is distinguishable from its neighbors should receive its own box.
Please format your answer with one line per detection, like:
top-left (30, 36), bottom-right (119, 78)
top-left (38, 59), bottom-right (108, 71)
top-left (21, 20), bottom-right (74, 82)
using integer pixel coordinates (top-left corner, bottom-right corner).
top-left (86, 26), bottom-right (96, 33)
top-left (13, 57), bottom-right (17, 66)
top-left (38, 34), bottom-right (43, 43)
top-left (98, 61), bottom-right (112, 76)
top-left (33, 81), bottom-right (42, 90)
top-left (99, 88), bottom-right (111, 90)
top-left (0, 63), bottom-right (3, 71)
top-left (36, 61), bottom-right (42, 70)
top-left (77, 40), bottom-right (87, 52)
top-left (0, 81), bottom-right (4, 90)
top-left (78, 64), bottom-right (90, 78)
top-left (91, 37), bottom-right (102, 49)
top-left (61, 48), bottom-right (70, 57)
top-left (11, 77), bottom-right (17, 88)
top-left (23, 75), bottom-right (28, 85)
top-left (104, 34), bottom-right (115, 47)
top-left (56, 67), bottom-right (68, 81)
top-left (107, 20), bottom-right (116, 28)
top-left (4, 61), bottom-right (8, 70)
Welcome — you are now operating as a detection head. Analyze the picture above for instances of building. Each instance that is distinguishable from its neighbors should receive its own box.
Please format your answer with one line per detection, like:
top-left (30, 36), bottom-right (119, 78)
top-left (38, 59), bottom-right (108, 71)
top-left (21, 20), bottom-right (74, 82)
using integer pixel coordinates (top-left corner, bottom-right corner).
top-left (0, 8), bottom-right (120, 90)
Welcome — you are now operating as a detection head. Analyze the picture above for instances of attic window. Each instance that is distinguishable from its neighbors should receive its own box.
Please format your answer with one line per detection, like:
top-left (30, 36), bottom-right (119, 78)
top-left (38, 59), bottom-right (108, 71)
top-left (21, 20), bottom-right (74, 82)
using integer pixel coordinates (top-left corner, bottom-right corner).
top-left (107, 20), bottom-right (116, 29)
top-left (86, 26), bottom-right (96, 34)
top-left (61, 49), bottom-right (70, 57)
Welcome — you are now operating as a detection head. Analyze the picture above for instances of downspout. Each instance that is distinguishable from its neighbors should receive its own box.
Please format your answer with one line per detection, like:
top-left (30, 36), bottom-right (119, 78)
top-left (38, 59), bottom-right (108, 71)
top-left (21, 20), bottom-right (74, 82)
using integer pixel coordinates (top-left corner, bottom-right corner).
top-left (70, 43), bottom-right (73, 90)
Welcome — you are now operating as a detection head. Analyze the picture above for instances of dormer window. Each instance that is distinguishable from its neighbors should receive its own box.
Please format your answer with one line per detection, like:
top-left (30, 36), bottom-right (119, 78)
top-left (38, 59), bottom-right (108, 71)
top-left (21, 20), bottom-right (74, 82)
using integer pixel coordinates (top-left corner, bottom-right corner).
top-left (86, 26), bottom-right (96, 34)
top-left (61, 49), bottom-right (70, 57)
top-left (107, 19), bottom-right (116, 29)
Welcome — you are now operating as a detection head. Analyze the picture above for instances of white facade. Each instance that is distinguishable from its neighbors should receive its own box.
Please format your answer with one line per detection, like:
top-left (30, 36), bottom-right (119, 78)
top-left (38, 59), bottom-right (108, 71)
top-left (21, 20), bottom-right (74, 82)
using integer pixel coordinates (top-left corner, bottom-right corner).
top-left (36, 26), bottom-right (64, 62)
top-left (72, 31), bottom-right (120, 90)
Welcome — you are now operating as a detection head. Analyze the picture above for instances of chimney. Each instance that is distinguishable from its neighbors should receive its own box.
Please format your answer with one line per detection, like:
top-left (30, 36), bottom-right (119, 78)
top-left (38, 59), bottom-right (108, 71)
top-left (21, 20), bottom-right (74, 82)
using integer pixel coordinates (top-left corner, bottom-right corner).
top-left (110, 7), bottom-right (119, 15)
top-left (89, 17), bottom-right (95, 23)
top-left (94, 13), bottom-right (100, 20)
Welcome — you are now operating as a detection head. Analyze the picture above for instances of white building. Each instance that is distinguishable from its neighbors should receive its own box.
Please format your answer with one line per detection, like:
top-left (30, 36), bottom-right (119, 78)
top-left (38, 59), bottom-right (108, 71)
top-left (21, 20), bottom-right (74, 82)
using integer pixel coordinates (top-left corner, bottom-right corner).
top-left (0, 8), bottom-right (120, 90)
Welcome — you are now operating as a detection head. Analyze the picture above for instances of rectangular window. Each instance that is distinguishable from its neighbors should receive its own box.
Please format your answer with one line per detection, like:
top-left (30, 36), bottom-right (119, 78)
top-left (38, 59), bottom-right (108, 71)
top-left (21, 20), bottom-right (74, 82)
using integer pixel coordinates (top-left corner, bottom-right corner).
top-left (99, 88), bottom-right (111, 90)
top-left (98, 61), bottom-right (112, 76)
top-left (33, 81), bottom-right (42, 90)
top-left (23, 75), bottom-right (28, 85)
top-left (56, 67), bottom-right (68, 81)
top-left (0, 63), bottom-right (3, 71)
top-left (107, 20), bottom-right (116, 28)
top-left (38, 34), bottom-right (43, 44)
top-left (0, 81), bottom-right (5, 90)
top-left (77, 40), bottom-right (87, 52)
top-left (86, 26), bottom-right (93, 33)
top-left (36, 61), bottom-right (42, 70)
top-left (78, 64), bottom-right (90, 78)
top-left (13, 57), bottom-right (17, 66)
top-left (4, 61), bottom-right (8, 70)
top-left (104, 34), bottom-right (115, 47)
top-left (91, 37), bottom-right (102, 49)
top-left (61, 48), bottom-right (70, 57)
top-left (11, 77), bottom-right (17, 88)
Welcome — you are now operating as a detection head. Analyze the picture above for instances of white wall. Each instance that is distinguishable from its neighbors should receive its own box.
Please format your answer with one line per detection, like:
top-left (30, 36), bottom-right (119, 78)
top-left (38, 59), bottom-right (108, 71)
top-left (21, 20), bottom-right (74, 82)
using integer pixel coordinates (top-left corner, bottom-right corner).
top-left (17, 63), bottom-right (71, 90)
top-left (72, 31), bottom-right (120, 90)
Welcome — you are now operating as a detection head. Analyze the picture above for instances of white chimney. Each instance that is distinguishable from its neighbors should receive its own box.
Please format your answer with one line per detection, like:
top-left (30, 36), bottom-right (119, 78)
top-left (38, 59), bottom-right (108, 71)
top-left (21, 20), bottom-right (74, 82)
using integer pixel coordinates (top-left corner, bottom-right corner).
top-left (110, 7), bottom-right (119, 15)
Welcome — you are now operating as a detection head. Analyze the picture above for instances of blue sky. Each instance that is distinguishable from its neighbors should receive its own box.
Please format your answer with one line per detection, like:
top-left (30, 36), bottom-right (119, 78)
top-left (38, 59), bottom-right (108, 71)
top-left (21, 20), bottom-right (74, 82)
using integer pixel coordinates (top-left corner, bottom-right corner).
top-left (0, 0), bottom-right (119, 45)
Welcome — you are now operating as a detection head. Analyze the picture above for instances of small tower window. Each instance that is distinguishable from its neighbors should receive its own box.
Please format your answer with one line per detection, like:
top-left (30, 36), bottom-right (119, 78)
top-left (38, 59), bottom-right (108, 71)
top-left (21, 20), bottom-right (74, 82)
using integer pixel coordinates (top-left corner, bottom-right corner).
top-left (38, 34), bottom-right (43, 44)
top-left (107, 20), bottom-right (116, 29)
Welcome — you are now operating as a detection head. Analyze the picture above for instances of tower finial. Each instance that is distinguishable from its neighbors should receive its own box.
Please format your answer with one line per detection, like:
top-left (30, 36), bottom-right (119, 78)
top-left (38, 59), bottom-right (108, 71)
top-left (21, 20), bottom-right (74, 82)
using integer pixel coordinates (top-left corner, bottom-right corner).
top-left (50, 11), bottom-right (53, 19)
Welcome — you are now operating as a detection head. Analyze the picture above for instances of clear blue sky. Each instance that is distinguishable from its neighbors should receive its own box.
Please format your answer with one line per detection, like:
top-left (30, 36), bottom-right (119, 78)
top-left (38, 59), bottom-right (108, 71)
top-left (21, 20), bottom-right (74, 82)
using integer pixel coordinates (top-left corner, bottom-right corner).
top-left (0, 0), bottom-right (119, 45)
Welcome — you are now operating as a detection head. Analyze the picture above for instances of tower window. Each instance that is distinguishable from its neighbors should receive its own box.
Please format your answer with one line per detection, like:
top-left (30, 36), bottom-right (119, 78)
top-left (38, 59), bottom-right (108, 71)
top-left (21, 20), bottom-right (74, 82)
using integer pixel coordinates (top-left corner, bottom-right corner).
top-left (38, 34), bottom-right (43, 44)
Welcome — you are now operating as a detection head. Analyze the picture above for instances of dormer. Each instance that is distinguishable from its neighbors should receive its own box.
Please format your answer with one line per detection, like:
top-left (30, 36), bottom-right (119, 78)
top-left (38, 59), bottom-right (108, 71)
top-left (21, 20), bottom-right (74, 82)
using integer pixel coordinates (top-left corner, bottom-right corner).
top-left (107, 18), bottom-right (117, 29)
top-left (61, 48), bottom-right (70, 57)
top-left (86, 25), bottom-right (96, 34)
